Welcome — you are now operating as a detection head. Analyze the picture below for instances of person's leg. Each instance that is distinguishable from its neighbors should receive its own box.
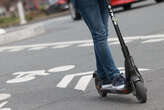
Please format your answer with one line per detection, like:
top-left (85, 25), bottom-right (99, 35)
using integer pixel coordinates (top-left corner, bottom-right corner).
top-left (98, 0), bottom-right (121, 79)
top-left (76, 0), bottom-right (125, 89)
top-left (76, 0), bottom-right (106, 79)
top-left (76, 0), bottom-right (120, 81)
top-left (98, 0), bottom-right (109, 35)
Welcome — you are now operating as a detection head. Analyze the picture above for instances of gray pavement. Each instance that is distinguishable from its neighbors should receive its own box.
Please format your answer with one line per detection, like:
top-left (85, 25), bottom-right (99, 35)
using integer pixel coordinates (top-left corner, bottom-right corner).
top-left (0, 0), bottom-right (164, 110)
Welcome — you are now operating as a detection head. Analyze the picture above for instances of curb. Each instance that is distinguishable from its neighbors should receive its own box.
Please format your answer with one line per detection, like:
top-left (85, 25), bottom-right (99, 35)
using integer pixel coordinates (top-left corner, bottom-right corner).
top-left (0, 29), bottom-right (6, 34)
top-left (0, 24), bottom-right (45, 45)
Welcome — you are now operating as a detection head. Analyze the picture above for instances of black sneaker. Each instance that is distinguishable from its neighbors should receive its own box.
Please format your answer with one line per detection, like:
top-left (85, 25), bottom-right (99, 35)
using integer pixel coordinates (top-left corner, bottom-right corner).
top-left (111, 74), bottom-right (125, 90)
top-left (100, 78), bottom-right (113, 89)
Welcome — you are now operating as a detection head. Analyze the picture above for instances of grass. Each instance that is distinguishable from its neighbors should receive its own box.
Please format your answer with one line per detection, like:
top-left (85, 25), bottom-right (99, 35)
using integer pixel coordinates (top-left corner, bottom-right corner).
top-left (0, 10), bottom-right (69, 28)
top-left (0, 16), bottom-right (19, 28)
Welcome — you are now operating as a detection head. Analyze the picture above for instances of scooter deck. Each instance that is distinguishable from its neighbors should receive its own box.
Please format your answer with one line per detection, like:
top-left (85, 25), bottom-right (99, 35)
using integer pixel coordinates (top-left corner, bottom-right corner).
top-left (100, 87), bottom-right (131, 94)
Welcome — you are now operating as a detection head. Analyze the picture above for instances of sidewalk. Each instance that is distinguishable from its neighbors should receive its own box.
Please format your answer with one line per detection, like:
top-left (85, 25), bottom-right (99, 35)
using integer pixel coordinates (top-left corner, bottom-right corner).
top-left (0, 11), bottom-right (70, 46)
top-left (0, 23), bottom-right (45, 46)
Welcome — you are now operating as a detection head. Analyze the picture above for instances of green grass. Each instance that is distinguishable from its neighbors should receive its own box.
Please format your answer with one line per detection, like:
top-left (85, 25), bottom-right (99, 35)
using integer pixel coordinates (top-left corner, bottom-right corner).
top-left (0, 17), bottom-right (19, 28)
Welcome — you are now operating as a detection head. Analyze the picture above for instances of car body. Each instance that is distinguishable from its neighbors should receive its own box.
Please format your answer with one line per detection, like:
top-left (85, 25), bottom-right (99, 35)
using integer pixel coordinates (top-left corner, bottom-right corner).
top-left (111, 0), bottom-right (144, 7)
top-left (44, 0), bottom-right (68, 15)
top-left (67, 0), bottom-right (164, 20)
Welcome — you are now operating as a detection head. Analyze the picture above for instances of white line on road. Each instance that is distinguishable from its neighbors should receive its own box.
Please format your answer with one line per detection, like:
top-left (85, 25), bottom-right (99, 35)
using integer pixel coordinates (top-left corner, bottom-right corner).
top-left (142, 38), bottom-right (164, 43)
top-left (48, 65), bottom-right (75, 73)
top-left (75, 75), bottom-right (93, 91)
top-left (57, 71), bottom-right (93, 88)
top-left (0, 33), bottom-right (163, 53)
top-left (28, 46), bottom-right (47, 51)
top-left (57, 67), bottom-right (150, 91)
top-left (0, 94), bottom-right (11, 101)
top-left (0, 94), bottom-right (11, 110)
top-left (8, 47), bottom-right (24, 52)
top-left (52, 44), bottom-right (72, 49)
top-left (77, 43), bottom-right (93, 47)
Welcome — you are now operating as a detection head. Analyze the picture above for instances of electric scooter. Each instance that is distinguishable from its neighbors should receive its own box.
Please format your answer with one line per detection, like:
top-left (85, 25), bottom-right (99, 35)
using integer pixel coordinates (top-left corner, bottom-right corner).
top-left (93, 0), bottom-right (147, 103)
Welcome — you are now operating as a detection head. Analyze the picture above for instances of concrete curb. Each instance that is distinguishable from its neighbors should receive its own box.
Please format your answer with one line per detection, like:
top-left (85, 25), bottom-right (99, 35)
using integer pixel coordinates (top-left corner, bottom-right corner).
top-left (0, 29), bottom-right (6, 34)
top-left (0, 24), bottom-right (45, 45)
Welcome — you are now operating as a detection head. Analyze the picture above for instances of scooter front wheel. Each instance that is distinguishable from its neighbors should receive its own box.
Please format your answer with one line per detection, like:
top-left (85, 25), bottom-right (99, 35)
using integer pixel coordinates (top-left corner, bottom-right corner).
top-left (134, 81), bottom-right (147, 103)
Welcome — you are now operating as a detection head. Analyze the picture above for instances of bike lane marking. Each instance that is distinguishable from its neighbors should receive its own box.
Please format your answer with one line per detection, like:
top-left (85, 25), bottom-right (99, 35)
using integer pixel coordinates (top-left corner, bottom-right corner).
top-left (6, 65), bottom-right (75, 84)
top-left (0, 94), bottom-right (11, 110)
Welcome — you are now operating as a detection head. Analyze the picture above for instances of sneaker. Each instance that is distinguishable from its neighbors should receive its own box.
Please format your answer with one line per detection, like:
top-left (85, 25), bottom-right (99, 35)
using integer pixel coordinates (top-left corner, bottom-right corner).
top-left (100, 78), bottom-right (112, 89)
top-left (111, 74), bottom-right (125, 90)
top-left (101, 74), bottom-right (125, 90)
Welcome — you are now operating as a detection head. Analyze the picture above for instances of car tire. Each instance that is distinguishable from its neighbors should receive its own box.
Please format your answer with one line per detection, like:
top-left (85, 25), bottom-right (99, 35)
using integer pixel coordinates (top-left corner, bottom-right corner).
top-left (123, 4), bottom-right (131, 10)
top-left (68, 1), bottom-right (81, 20)
top-left (155, 0), bottom-right (164, 3)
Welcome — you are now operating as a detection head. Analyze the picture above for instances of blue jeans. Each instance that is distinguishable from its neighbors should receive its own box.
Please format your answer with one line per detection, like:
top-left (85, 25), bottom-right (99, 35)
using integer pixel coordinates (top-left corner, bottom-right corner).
top-left (74, 0), bottom-right (120, 81)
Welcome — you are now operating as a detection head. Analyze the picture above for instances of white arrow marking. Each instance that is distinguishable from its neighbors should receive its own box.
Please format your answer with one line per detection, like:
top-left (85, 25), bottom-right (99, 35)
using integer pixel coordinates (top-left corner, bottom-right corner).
top-left (75, 75), bottom-right (92, 91)
top-left (57, 71), bottom-right (93, 88)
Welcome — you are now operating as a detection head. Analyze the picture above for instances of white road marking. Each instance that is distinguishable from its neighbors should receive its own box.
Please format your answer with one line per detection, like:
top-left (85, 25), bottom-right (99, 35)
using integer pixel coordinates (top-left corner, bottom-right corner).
top-left (57, 67), bottom-right (150, 91)
top-left (74, 75), bottom-right (92, 91)
top-left (8, 48), bottom-right (24, 52)
top-left (28, 47), bottom-right (46, 51)
top-left (77, 43), bottom-right (93, 47)
top-left (0, 101), bottom-right (8, 108)
top-left (48, 65), bottom-right (75, 73)
top-left (6, 65), bottom-right (75, 84)
top-left (0, 94), bottom-right (11, 101)
top-left (110, 39), bottom-right (133, 45)
top-left (0, 94), bottom-right (11, 110)
top-left (142, 38), bottom-right (164, 43)
top-left (57, 71), bottom-right (93, 88)
top-left (6, 70), bottom-right (49, 84)
top-left (52, 44), bottom-right (72, 49)
top-left (0, 34), bottom-right (163, 53)
top-left (0, 108), bottom-right (11, 110)
top-left (57, 75), bottom-right (74, 88)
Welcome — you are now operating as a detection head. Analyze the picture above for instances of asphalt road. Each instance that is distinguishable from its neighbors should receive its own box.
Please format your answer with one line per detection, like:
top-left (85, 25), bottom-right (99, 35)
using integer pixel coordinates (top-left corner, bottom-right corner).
top-left (0, 0), bottom-right (164, 110)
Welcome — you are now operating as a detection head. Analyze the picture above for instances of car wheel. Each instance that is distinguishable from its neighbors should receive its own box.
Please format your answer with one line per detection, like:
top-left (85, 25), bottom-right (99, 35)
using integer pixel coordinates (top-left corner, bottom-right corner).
top-left (155, 0), bottom-right (164, 3)
top-left (123, 4), bottom-right (131, 10)
top-left (68, 1), bottom-right (81, 20)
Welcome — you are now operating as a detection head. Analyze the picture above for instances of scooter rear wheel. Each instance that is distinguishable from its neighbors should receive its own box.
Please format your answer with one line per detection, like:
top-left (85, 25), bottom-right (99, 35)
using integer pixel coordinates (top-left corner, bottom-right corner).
top-left (134, 81), bottom-right (147, 103)
top-left (94, 74), bottom-right (107, 97)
